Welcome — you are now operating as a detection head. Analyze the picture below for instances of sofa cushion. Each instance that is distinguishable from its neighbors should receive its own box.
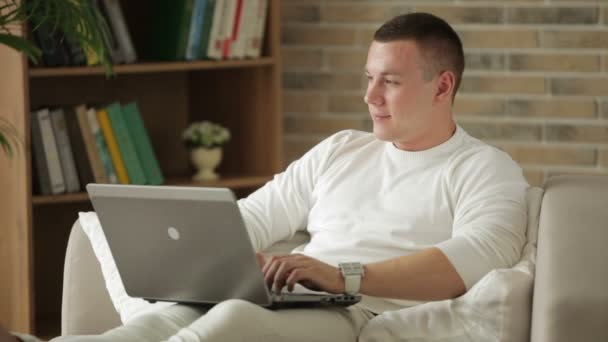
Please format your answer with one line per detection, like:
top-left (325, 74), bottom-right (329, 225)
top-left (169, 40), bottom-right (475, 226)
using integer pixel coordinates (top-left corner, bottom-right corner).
top-left (359, 186), bottom-right (543, 342)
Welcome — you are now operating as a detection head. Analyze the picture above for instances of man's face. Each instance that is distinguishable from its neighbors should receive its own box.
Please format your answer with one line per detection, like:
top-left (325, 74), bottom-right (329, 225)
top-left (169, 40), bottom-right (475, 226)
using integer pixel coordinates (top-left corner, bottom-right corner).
top-left (364, 40), bottom-right (442, 150)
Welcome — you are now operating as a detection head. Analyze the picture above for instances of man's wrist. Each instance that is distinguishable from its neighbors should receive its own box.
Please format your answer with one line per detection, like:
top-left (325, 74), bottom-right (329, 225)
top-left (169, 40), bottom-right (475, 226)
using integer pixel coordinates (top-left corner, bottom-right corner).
top-left (339, 262), bottom-right (365, 294)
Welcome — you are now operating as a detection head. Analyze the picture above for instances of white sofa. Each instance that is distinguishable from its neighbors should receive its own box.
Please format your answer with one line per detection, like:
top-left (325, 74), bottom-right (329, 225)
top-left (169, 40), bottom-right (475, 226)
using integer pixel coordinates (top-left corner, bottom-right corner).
top-left (57, 175), bottom-right (608, 341)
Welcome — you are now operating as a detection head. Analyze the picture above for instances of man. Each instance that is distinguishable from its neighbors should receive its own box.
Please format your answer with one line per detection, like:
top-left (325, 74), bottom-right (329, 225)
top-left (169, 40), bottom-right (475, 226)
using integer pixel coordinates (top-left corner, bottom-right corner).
top-left (55, 12), bottom-right (528, 341)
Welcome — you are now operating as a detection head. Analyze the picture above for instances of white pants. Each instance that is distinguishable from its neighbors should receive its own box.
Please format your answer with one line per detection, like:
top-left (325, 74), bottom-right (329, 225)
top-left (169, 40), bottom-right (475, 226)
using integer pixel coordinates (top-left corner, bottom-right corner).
top-left (52, 300), bottom-right (376, 342)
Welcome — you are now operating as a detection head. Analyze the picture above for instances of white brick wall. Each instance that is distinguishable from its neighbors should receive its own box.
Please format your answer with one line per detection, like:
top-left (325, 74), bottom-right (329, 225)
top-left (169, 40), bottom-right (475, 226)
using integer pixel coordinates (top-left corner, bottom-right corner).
top-left (281, 0), bottom-right (608, 186)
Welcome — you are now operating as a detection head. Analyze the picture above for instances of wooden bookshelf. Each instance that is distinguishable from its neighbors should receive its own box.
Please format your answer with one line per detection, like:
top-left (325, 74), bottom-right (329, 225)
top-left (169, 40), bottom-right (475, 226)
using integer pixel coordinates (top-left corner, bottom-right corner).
top-left (29, 57), bottom-right (276, 77)
top-left (0, 0), bottom-right (282, 338)
top-left (32, 175), bottom-right (273, 205)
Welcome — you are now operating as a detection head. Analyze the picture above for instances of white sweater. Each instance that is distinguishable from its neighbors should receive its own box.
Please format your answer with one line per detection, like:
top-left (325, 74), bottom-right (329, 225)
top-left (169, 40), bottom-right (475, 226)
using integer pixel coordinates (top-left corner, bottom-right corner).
top-left (238, 126), bottom-right (529, 313)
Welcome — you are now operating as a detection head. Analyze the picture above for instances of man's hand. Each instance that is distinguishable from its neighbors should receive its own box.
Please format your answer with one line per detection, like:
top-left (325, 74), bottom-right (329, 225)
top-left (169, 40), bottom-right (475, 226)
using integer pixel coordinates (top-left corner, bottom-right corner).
top-left (255, 252), bottom-right (345, 294)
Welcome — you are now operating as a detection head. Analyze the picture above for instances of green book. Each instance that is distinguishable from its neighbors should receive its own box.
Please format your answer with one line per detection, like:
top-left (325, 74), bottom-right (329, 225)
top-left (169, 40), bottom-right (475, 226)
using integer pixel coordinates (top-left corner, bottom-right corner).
top-left (122, 102), bottom-right (164, 185)
top-left (199, 0), bottom-right (217, 59)
top-left (148, 0), bottom-right (195, 60)
top-left (105, 102), bottom-right (147, 184)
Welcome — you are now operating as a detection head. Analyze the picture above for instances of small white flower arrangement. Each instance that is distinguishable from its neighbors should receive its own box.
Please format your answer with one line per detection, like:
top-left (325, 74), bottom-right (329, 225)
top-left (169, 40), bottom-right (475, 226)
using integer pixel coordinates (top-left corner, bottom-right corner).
top-left (182, 121), bottom-right (231, 149)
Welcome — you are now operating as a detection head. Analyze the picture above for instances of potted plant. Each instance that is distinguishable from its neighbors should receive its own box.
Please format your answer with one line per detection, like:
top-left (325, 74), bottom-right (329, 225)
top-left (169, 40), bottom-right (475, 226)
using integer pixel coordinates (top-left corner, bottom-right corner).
top-left (0, 0), bottom-right (113, 156)
top-left (182, 121), bottom-right (231, 181)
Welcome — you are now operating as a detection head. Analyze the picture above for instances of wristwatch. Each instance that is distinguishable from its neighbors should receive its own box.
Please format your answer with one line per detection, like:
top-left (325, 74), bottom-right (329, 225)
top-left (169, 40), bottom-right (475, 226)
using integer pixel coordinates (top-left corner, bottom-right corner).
top-left (339, 262), bottom-right (364, 295)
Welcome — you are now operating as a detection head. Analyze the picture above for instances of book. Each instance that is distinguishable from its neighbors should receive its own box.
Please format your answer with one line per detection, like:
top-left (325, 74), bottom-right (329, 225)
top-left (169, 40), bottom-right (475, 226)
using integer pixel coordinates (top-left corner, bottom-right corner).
top-left (246, 0), bottom-right (268, 58)
top-left (31, 108), bottom-right (66, 195)
top-left (86, 107), bottom-right (119, 184)
top-left (63, 35), bottom-right (87, 66)
top-left (185, 0), bottom-right (208, 60)
top-left (100, 0), bottom-right (137, 63)
top-left (231, 0), bottom-right (256, 59)
top-left (105, 103), bottom-right (147, 184)
top-left (32, 21), bottom-right (71, 67)
top-left (148, 0), bottom-right (195, 60)
top-left (220, 0), bottom-right (238, 59)
top-left (49, 108), bottom-right (81, 193)
top-left (96, 0), bottom-right (126, 64)
top-left (122, 102), bottom-right (164, 185)
top-left (75, 105), bottom-right (109, 183)
top-left (223, 0), bottom-right (243, 59)
top-left (97, 108), bottom-right (130, 184)
top-left (31, 109), bottom-right (53, 195)
top-left (198, 0), bottom-right (217, 59)
top-left (207, 0), bottom-right (227, 59)
top-left (64, 107), bottom-right (96, 188)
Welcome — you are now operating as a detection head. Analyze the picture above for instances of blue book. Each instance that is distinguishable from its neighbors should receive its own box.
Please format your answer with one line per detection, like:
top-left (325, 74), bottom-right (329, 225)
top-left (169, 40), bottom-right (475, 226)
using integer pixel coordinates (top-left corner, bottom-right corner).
top-left (186, 0), bottom-right (208, 60)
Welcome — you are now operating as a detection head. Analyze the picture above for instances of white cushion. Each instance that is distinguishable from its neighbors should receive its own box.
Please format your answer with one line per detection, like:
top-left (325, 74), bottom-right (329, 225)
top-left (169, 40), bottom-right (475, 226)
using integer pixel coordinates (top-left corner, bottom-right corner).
top-left (78, 212), bottom-right (174, 323)
top-left (359, 187), bottom-right (544, 342)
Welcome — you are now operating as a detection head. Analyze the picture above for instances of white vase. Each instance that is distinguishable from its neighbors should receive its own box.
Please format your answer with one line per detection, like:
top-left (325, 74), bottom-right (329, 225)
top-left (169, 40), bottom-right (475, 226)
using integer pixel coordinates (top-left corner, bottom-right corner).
top-left (190, 147), bottom-right (223, 181)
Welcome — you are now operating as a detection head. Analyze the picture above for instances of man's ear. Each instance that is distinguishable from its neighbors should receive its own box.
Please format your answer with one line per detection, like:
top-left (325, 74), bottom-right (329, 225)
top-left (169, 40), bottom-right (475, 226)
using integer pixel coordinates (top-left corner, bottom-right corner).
top-left (435, 71), bottom-right (456, 104)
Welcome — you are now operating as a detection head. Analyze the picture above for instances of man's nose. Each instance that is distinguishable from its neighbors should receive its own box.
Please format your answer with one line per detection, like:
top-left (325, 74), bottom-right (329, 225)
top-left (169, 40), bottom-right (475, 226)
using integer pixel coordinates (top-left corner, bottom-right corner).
top-left (364, 82), bottom-right (383, 106)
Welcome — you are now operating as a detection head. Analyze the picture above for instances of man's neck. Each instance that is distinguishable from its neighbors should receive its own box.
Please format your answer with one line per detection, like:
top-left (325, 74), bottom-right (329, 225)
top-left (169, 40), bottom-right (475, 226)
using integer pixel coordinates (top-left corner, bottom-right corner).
top-left (393, 120), bottom-right (457, 152)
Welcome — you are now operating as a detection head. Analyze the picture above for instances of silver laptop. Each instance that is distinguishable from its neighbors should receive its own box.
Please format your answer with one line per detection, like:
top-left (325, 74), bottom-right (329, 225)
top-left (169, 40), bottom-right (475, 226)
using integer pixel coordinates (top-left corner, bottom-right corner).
top-left (87, 184), bottom-right (361, 309)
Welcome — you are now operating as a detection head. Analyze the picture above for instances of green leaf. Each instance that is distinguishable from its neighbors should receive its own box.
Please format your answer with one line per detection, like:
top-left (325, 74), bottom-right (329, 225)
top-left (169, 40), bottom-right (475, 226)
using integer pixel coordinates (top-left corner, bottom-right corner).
top-left (0, 118), bottom-right (22, 158)
top-left (0, 132), bottom-right (14, 157)
top-left (0, 32), bottom-right (41, 63)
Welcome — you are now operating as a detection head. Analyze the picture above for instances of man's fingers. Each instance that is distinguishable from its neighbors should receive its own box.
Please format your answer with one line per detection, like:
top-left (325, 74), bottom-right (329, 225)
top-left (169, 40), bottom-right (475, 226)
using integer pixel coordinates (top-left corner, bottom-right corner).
top-left (286, 268), bottom-right (304, 292)
top-left (256, 252), bottom-right (266, 269)
top-left (264, 259), bottom-right (281, 290)
top-left (273, 259), bottom-right (296, 292)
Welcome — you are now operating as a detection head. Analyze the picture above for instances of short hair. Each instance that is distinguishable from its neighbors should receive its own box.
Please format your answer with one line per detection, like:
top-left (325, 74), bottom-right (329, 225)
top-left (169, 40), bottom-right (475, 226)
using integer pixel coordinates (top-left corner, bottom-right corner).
top-left (374, 12), bottom-right (465, 100)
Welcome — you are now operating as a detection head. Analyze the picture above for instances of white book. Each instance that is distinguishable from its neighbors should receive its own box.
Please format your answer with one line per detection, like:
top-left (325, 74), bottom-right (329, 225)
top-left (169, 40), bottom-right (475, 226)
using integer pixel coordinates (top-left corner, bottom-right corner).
top-left (101, 0), bottom-right (137, 63)
top-left (37, 108), bottom-right (66, 194)
top-left (220, 0), bottom-right (238, 59)
top-left (230, 0), bottom-right (256, 59)
top-left (49, 108), bottom-right (81, 193)
top-left (207, 0), bottom-right (227, 59)
top-left (246, 0), bottom-right (268, 58)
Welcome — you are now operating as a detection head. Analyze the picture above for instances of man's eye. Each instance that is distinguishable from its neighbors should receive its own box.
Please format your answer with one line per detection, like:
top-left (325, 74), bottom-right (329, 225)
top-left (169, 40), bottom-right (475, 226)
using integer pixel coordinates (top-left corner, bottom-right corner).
top-left (385, 79), bottom-right (398, 85)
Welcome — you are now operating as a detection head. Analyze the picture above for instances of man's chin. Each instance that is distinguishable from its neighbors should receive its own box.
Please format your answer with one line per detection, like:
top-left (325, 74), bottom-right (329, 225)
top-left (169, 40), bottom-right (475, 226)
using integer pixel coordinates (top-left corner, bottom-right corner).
top-left (371, 128), bottom-right (394, 142)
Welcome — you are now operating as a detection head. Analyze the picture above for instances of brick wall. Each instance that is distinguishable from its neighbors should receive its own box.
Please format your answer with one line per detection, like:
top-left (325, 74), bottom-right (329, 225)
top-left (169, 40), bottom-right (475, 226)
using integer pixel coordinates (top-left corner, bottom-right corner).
top-left (280, 0), bottom-right (608, 186)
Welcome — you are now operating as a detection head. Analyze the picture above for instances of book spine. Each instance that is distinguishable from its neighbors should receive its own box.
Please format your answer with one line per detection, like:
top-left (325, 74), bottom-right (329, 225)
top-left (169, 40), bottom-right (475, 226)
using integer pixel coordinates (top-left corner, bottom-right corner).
top-left (198, 0), bottom-right (217, 59)
top-left (63, 107), bottom-right (96, 188)
top-left (207, 0), bottom-right (226, 59)
top-left (97, 0), bottom-right (126, 64)
top-left (64, 35), bottom-right (87, 66)
top-left (186, 0), bottom-right (207, 60)
top-left (86, 108), bottom-right (119, 184)
top-left (176, 0), bottom-right (196, 60)
top-left (122, 102), bottom-right (164, 185)
top-left (246, 0), bottom-right (268, 58)
top-left (33, 22), bottom-right (68, 67)
top-left (75, 105), bottom-right (109, 184)
top-left (49, 108), bottom-right (81, 193)
top-left (37, 108), bottom-right (66, 194)
top-left (97, 108), bottom-right (130, 184)
top-left (101, 0), bottom-right (137, 63)
top-left (221, 0), bottom-right (239, 59)
top-left (105, 103), bottom-right (147, 184)
top-left (232, 0), bottom-right (255, 59)
top-left (31, 110), bottom-right (53, 195)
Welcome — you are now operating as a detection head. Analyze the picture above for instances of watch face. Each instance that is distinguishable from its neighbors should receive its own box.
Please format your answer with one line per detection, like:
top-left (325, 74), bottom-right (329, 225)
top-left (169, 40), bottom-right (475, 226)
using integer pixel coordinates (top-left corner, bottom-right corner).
top-left (340, 262), bottom-right (363, 276)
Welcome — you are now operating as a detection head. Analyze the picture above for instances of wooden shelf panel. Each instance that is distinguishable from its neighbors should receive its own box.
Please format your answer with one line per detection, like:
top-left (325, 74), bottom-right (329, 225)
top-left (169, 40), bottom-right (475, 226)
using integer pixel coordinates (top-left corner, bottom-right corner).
top-left (29, 58), bottom-right (276, 77)
top-left (31, 175), bottom-right (272, 205)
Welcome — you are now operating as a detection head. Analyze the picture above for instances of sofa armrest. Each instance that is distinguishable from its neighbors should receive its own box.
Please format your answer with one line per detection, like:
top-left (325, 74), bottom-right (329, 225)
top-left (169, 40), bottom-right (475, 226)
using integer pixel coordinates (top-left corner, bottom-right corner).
top-left (61, 220), bottom-right (121, 336)
top-left (531, 175), bottom-right (608, 342)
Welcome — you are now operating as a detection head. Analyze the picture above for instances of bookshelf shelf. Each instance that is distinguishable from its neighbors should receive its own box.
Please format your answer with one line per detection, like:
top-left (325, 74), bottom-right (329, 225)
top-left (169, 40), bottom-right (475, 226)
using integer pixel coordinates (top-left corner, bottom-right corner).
top-left (0, 0), bottom-right (282, 337)
top-left (29, 57), bottom-right (276, 77)
top-left (32, 175), bottom-right (273, 205)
